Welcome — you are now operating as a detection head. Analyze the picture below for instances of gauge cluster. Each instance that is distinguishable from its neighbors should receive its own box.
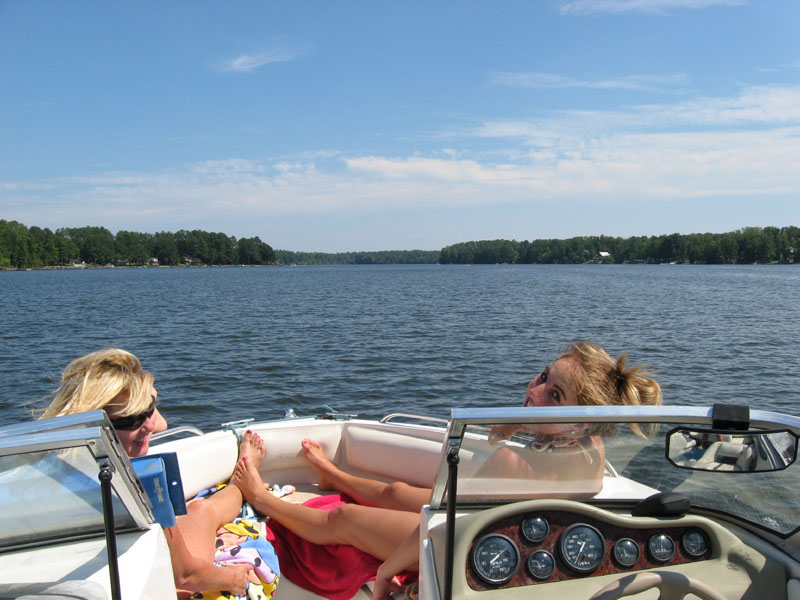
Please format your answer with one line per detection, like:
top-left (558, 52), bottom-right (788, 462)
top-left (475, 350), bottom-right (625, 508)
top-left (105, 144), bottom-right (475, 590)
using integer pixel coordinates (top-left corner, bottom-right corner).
top-left (467, 511), bottom-right (712, 590)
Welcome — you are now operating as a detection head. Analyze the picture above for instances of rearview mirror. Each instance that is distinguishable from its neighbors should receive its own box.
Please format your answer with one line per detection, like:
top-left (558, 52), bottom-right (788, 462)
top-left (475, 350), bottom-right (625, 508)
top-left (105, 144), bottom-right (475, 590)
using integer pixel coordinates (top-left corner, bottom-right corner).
top-left (666, 428), bottom-right (798, 472)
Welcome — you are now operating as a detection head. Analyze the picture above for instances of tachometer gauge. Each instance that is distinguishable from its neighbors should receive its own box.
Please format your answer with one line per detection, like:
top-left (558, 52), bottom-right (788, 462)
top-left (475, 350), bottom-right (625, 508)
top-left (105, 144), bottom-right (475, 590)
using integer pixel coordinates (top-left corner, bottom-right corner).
top-left (521, 516), bottom-right (549, 543)
top-left (559, 524), bottom-right (606, 573)
top-left (471, 534), bottom-right (520, 584)
top-left (681, 529), bottom-right (709, 557)
top-left (527, 550), bottom-right (555, 580)
top-left (648, 534), bottom-right (675, 562)
top-left (613, 538), bottom-right (640, 568)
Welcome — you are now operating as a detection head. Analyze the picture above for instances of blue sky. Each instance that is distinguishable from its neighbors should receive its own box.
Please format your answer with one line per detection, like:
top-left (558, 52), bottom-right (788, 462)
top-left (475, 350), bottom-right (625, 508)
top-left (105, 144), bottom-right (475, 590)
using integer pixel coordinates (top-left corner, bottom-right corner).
top-left (1, 0), bottom-right (799, 252)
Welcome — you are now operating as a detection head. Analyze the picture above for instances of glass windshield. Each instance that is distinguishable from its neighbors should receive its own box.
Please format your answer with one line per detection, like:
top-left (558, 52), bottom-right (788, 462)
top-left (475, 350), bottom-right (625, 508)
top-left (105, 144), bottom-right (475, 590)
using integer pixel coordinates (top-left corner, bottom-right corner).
top-left (447, 416), bottom-right (800, 536)
top-left (0, 446), bottom-right (139, 551)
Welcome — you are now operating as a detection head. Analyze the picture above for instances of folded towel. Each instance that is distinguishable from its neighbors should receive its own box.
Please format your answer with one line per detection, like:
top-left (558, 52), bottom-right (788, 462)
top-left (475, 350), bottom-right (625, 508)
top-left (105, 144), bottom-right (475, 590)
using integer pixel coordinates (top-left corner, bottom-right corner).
top-left (192, 519), bottom-right (280, 600)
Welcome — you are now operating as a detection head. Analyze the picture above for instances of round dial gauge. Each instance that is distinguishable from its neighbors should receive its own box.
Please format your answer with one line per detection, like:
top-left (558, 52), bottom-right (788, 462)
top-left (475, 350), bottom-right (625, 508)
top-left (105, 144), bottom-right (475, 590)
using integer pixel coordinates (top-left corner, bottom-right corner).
top-left (648, 534), bottom-right (675, 562)
top-left (471, 534), bottom-right (520, 585)
top-left (559, 524), bottom-right (606, 573)
top-left (527, 550), bottom-right (555, 580)
top-left (613, 538), bottom-right (640, 568)
top-left (682, 529), bottom-right (709, 557)
top-left (521, 516), bottom-right (549, 543)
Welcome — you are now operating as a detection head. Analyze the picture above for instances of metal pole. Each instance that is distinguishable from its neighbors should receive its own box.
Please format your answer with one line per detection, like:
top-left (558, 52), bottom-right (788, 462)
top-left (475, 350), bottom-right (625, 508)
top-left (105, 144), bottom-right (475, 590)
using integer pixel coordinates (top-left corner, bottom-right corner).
top-left (99, 463), bottom-right (122, 600)
top-left (443, 441), bottom-right (459, 600)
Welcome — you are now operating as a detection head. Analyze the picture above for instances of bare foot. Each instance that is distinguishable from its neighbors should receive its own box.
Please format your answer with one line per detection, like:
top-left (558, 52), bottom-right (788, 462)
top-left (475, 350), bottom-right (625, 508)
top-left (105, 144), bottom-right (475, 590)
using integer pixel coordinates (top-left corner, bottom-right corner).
top-left (301, 438), bottom-right (337, 490)
top-left (239, 430), bottom-right (267, 469)
top-left (231, 456), bottom-right (270, 505)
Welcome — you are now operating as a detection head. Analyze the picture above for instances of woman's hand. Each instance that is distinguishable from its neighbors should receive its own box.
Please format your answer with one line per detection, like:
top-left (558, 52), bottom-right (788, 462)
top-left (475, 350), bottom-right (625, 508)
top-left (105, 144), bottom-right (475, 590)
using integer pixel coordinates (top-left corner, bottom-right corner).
top-left (221, 563), bottom-right (254, 597)
top-left (372, 565), bottom-right (405, 600)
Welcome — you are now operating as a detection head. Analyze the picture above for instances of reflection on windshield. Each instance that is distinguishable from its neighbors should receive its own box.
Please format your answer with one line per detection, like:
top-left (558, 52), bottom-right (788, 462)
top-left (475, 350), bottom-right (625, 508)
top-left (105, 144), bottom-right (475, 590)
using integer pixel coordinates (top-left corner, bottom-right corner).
top-left (458, 424), bottom-right (607, 501)
top-left (0, 447), bottom-right (137, 549)
top-left (451, 421), bottom-right (800, 536)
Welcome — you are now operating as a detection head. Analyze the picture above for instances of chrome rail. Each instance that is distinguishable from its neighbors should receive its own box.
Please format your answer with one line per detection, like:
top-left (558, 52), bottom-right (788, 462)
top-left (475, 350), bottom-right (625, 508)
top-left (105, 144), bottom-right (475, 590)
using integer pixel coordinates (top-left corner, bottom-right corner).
top-left (380, 412), bottom-right (449, 426)
top-left (151, 425), bottom-right (204, 441)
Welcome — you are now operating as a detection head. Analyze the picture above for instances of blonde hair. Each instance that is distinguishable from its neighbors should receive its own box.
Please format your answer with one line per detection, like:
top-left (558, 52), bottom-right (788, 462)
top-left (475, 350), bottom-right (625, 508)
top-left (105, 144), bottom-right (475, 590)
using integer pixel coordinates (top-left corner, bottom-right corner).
top-left (559, 341), bottom-right (662, 437)
top-left (40, 349), bottom-right (154, 420)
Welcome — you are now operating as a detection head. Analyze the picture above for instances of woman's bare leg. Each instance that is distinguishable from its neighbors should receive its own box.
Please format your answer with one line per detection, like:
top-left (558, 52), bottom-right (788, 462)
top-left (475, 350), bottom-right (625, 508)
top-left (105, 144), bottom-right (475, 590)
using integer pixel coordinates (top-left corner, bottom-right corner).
top-left (176, 430), bottom-right (266, 561)
top-left (301, 438), bottom-right (430, 512)
top-left (232, 455), bottom-right (418, 561)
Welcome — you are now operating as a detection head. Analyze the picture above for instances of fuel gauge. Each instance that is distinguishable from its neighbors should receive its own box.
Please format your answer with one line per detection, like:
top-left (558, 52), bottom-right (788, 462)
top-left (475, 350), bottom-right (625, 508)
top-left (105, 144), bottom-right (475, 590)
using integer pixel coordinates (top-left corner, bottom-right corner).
top-left (527, 550), bottom-right (555, 580)
top-left (521, 516), bottom-right (549, 543)
top-left (613, 538), bottom-right (640, 568)
top-left (681, 529), bottom-right (709, 558)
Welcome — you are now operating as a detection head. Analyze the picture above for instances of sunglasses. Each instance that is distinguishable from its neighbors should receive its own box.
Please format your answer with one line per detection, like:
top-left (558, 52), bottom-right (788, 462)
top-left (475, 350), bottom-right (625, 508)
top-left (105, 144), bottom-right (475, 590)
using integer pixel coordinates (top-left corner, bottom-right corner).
top-left (107, 397), bottom-right (158, 431)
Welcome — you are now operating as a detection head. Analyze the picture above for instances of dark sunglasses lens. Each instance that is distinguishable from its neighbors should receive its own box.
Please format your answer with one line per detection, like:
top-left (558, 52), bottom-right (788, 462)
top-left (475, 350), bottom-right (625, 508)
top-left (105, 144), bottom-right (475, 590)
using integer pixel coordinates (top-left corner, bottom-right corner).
top-left (110, 415), bottom-right (142, 430)
top-left (109, 400), bottom-right (156, 430)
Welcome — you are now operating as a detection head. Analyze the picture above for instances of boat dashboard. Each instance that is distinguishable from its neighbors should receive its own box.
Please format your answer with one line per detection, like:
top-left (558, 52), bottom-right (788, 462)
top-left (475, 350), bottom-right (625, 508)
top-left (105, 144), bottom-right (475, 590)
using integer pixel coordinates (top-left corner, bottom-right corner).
top-left (467, 509), bottom-right (711, 590)
top-left (424, 498), bottom-right (792, 600)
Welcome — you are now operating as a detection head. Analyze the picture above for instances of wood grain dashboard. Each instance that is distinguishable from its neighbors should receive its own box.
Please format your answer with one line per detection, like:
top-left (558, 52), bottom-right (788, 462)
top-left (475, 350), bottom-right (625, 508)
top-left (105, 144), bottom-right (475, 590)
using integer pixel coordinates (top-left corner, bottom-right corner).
top-left (466, 510), bottom-right (712, 590)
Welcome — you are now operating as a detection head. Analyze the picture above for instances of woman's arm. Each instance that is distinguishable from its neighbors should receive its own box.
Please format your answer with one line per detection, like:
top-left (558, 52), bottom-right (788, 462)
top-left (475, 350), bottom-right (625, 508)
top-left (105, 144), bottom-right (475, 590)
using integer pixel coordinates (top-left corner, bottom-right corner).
top-left (165, 526), bottom-right (253, 596)
top-left (373, 525), bottom-right (420, 600)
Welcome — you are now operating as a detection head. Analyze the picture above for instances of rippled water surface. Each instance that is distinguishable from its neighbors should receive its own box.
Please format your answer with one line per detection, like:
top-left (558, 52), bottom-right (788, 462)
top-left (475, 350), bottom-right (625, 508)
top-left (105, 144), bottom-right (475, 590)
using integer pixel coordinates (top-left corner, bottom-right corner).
top-left (2, 264), bottom-right (798, 431)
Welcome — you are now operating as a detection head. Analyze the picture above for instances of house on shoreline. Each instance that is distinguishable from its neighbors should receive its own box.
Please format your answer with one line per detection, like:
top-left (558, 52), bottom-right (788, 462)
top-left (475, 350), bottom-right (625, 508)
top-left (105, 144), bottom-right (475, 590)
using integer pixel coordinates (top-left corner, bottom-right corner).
top-left (592, 251), bottom-right (612, 263)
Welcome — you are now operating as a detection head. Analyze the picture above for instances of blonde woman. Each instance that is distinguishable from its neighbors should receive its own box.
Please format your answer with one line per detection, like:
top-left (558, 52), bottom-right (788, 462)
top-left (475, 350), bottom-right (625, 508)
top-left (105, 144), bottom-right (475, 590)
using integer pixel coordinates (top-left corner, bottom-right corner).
top-left (42, 348), bottom-right (261, 597)
top-left (230, 342), bottom-right (663, 600)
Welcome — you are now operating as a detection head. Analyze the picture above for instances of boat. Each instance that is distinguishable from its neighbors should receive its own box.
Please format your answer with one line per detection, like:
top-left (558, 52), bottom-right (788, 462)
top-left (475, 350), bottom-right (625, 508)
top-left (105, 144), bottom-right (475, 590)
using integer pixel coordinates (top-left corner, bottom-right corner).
top-left (2, 403), bottom-right (800, 599)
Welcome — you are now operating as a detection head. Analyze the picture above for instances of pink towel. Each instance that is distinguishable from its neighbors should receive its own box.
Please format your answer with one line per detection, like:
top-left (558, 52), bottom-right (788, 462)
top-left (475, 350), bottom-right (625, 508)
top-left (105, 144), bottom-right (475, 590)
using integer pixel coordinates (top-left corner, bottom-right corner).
top-left (264, 494), bottom-right (414, 600)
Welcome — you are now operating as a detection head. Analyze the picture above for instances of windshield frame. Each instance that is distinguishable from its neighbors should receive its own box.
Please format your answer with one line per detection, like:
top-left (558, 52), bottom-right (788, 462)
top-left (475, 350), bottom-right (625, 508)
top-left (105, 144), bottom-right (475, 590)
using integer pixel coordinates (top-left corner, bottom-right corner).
top-left (429, 405), bottom-right (800, 536)
top-left (0, 411), bottom-right (155, 553)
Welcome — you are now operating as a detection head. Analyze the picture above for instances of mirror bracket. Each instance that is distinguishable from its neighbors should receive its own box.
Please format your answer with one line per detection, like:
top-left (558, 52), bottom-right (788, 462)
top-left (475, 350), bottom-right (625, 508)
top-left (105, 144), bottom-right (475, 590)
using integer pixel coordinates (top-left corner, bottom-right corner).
top-left (712, 403), bottom-right (750, 430)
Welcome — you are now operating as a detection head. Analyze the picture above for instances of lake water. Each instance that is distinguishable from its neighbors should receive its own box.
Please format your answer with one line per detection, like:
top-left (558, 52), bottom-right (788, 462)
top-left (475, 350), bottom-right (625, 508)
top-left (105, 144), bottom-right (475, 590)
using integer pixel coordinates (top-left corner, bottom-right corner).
top-left (1, 264), bottom-right (798, 431)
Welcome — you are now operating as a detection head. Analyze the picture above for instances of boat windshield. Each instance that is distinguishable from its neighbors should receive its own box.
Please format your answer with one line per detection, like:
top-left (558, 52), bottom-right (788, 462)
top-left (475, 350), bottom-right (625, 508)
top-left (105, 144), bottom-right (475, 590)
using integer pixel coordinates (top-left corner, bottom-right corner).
top-left (431, 406), bottom-right (800, 537)
top-left (0, 413), bottom-right (154, 553)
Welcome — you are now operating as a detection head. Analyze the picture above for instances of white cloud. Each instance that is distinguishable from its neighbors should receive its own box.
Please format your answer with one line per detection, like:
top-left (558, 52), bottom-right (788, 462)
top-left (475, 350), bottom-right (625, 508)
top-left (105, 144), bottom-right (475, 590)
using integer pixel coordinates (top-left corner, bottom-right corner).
top-left (488, 72), bottom-right (690, 92)
top-left (473, 84), bottom-right (800, 139)
top-left (3, 85), bottom-right (798, 236)
top-left (216, 39), bottom-right (312, 73)
top-left (559, 0), bottom-right (746, 16)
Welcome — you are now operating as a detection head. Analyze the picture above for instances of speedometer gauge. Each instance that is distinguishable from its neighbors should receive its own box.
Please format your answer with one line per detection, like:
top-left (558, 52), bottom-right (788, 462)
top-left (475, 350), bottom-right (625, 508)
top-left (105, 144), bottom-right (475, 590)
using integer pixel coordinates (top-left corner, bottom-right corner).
top-left (471, 534), bottom-right (520, 584)
top-left (559, 524), bottom-right (606, 573)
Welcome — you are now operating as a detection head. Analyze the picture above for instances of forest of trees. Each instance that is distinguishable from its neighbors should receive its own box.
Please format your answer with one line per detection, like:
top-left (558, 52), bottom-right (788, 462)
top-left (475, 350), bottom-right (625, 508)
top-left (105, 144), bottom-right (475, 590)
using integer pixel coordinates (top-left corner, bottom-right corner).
top-left (438, 227), bottom-right (800, 265)
top-left (0, 221), bottom-right (275, 268)
top-left (274, 249), bottom-right (440, 265)
top-left (2, 220), bottom-right (797, 269)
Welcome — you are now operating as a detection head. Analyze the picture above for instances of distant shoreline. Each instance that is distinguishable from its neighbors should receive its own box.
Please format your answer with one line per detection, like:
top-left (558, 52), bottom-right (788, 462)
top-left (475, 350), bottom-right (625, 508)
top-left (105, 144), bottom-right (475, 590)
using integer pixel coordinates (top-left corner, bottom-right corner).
top-left (3, 261), bottom-right (797, 273)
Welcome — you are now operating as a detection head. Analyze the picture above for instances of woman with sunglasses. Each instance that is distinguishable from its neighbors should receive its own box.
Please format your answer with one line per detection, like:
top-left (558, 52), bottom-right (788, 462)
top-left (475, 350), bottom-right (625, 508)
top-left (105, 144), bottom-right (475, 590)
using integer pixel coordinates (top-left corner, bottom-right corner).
top-left (41, 348), bottom-right (257, 598)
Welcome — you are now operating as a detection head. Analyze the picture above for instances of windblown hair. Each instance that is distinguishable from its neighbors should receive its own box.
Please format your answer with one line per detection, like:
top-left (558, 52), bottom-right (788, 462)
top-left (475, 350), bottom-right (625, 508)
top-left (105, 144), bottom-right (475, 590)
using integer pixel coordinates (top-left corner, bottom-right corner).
top-left (40, 349), bottom-right (154, 420)
top-left (559, 341), bottom-right (662, 437)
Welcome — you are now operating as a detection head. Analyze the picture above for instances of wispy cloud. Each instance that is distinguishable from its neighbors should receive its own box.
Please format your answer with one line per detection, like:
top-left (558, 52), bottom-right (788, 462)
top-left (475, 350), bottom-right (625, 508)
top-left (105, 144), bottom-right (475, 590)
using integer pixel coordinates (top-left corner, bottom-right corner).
top-left (3, 85), bottom-right (798, 239)
top-left (559, 0), bottom-right (746, 16)
top-left (216, 39), bottom-right (312, 73)
top-left (488, 72), bottom-right (690, 92)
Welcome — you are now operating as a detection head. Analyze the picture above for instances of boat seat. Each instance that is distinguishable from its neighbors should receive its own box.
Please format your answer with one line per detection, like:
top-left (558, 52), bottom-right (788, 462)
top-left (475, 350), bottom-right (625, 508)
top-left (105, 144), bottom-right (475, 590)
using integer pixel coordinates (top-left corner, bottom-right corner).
top-left (0, 580), bottom-right (108, 600)
top-left (691, 439), bottom-right (755, 471)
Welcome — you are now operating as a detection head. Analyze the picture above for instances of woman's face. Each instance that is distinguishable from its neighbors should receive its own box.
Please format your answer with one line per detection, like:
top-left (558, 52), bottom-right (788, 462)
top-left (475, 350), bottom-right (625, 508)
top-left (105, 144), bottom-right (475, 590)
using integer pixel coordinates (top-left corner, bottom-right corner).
top-left (523, 358), bottom-right (583, 436)
top-left (524, 358), bottom-right (579, 408)
top-left (108, 387), bottom-right (168, 457)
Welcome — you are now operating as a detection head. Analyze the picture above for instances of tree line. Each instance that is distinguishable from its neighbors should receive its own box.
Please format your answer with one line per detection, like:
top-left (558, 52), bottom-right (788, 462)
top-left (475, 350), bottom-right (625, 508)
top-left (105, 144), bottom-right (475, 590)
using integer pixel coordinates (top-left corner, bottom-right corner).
top-left (2, 220), bottom-right (798, 269)
top-left (438, 227), bottom-right (799, 265)
top-left (274, 249), bottom-right (440, 265)
top-left (0, 221), bottom-right (275, 268)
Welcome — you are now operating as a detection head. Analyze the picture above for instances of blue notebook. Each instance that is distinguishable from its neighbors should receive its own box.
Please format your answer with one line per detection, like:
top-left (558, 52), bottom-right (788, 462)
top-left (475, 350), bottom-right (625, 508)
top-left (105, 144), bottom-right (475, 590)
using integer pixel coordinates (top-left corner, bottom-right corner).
top-left (131, 452), bottom-right (187, 528)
